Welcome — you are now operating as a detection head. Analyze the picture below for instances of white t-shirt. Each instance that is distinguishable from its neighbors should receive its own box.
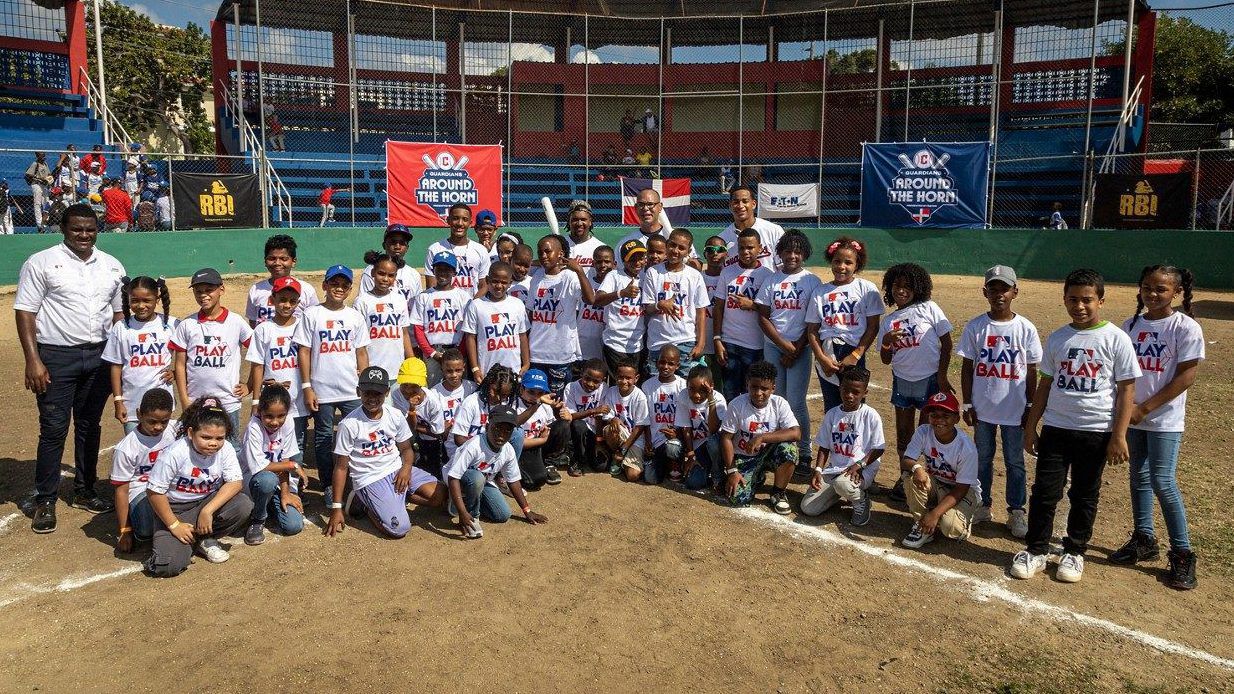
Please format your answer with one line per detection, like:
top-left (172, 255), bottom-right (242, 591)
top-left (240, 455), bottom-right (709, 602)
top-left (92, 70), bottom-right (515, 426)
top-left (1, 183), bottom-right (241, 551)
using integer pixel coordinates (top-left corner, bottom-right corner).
top-left (526, 268), bottom-right (583, 365)
top-left (721, 393), bottom-right (798, 456)
top-left (169, 308), bottom-right (254, 412)
top-left (109, 425), bottom-right (178, 504)
top-left (877, 301), bottom-right (953, 382)
top-left (1123, 312), bottom-right (1205, 432)
top-left (641, 263), bottom-right (710, 350)
top-left (568, 235), bottom-right (605, 270)
top-left (444, 432), bottom-right (519, 487)
top-left (352, 290), bottom-right (410, 378)
top-left (956, 313), bottom-right (1043, 427)
top-left (600, 385), bottom-right (650, 431)
top-left (360, 263), bottom-right (423, 311)
top-left (1040, 322), bottom-right (1142, 432)
top-left (702, 271), bottom-right (721, 352)
top-left (755, 269), bottom-right (822, 344)
top-left (450, 392), bottom-right (521, 458)
top-left (433, 380), bottom-right (477, 446)
top-left (563, 380), bottom-right (605, 432)
top-left (578, 268), bottom-right (608, 361)
top-left (332, 404), bottom-right (412, 491)
top-left (815, 404), bottom-right (885, 485)
top-left (642, 375), bottom-right (686, 449)
top-left (460, 295), bottom-right (528, 376)
top-left (720, 218), bottom-right (784, 271)
top-left (617, 229), bottom-right (699, 261)
top-left (244, 277), bottom-right (320, 325)
top-left (808, 278), bottom-right (884, 347)
top-left (673, 390), bottom-right (728, 451)
top-left (408, 286), bottom-right (470, 348)
top-left (599, 269), bottom-right (645, 353)
top-left (245, 318), bottom-right (305, 418)
top-left (390, 385), bottom-right (447, 441)
top-left (101, 315), bottom-right (178, 422)
top-left (520, 400), bottom-right (557, 440)
top-left (424, 239), bottom-right (491, 297)
top-left (240, 415), bottom-right (300, 488)
top-left (292, 304), bottom-right (371, 404)
top-left (509, 275), bottom-right (531, 305)
top-left (146, 437), bottom-right (243, 503)
top-left (714, 264), bottom-right (773, 350)
top-left (905, 424), bottom-right (981, 500)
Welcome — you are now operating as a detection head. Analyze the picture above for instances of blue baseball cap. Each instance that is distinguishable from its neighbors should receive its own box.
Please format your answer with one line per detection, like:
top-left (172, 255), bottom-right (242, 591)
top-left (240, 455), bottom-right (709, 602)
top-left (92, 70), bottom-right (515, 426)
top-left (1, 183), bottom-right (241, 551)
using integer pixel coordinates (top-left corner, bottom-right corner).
top-left (324, 264), bottom-right (353, 282)
top-left (384, 223), bottom-right (412, 240)
top-left (521, 369), bottom-right (549, 393)
top-left (475, 209), bottom-right (498, 228)
top-left (430, 251), bottom-right (458, 270)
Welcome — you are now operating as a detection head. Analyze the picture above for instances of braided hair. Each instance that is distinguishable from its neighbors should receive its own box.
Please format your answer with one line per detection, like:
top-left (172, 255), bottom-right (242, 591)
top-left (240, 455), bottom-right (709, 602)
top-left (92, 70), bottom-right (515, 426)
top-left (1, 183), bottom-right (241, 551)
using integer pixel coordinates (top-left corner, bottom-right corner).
top-left (477, 364), bottom-right (519, 409)
top-left (120, 275), bottom-right (171, 329)
top-left (1130, 264), bottom-right (1195, 329)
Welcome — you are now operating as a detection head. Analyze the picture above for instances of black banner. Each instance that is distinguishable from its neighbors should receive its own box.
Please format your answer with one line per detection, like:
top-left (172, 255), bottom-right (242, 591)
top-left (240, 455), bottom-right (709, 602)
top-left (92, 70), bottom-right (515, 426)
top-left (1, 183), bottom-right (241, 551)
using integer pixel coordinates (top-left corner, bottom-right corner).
top-left (1092, 174), bottom-right (1191, 230)
top-left (171, 173), bottom-right (262, 229)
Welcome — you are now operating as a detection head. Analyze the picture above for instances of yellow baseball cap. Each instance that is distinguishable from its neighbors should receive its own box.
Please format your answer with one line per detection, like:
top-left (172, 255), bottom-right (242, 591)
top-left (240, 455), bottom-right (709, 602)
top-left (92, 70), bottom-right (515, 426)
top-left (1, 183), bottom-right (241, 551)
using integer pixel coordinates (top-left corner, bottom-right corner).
top-left (396, 357), bottom-right (427, 386)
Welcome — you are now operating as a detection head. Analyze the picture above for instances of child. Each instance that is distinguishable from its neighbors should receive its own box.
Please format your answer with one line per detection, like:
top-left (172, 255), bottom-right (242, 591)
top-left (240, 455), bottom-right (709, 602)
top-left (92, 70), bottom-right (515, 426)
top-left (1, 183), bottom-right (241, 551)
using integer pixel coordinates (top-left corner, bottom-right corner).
top-left (1011, 268), bottom-right (1140, 584)
top-left (426, 349), bottom-right (476, 472)
top-left (389, 357), bottom-right (447, 478)
top-left (495, 232), bottom-right (522, 265)
top-left (878, 262), bottom-right (953, 501)
top-left (409, 251), bottom-right (471, 386)
top-left (353, 251), bottom-right (413, 378)
top-left (756, 230), bottom-right (821, 462)
top-left (144, 397), bottom-right (254, 577)
top-left (445, 405), bottom-right (547, 539)
top-left (515, 369), bottom-right (570, 489)
top-left (240, 384), bottom-right (306, 545)
top-left (641, 229), bottom-right (709, 377)
top-left (104, 276), bottom-right (176, 434)
top-left (324, 366), bottom-right (445, 540)
top-left (673, 365), bottom-right (727, 491)
top-left (526, 234), bottom-right (596, 397)
top-left (577, 245), bottom-right (615, 364)
top-left (719, 360), bottom-right (800, 514)
top-left (645, 234), bottom-right (667, 268)
top-left (562, 358), bottom-right (610, 476)
top-left (245, 234), bottom-right (320, 326)
top-left (642, 346), bottom-right (687, 484)
top-left (957, 265), bottom-right (1041, 537)
top-left (460, 261), bottom-right (529, 381)
top-left (712, 229), bottom-right (773, 402)
top-left (170, 268), bottom-right (253, 440)
top-left (451, 365), bottom-right (531, 460)
top-left (475, 209), bottom-right (499, 258)
top-left (801, 365), bottom-right (885, 526)
top-left (898, 392), bottom-right (981, 549)
top-left (594, 240), bottom-right (649, 378)
top-left (423, 203), bottom-right (490, 297)
top-left (508, 243), bottom-right (534, 304)
top-left (295, 264), bottom-right (371, 506)
top-left (566, 201), bottom-right (605, 270)
top-left (110, 389), bottom-right (177, 552)
top-left (1111, 265), bottom-right (1203, 590)
top-left (361, 224), bottom-right (422, 308)
top-left (245, 276), bottom-right (307, 463)
top-left (700, 234), bottom-right (726, 385)
top-left (806, 236), bottom-right (883, 412)
top-left (599, 359), bottom-right (650, 481)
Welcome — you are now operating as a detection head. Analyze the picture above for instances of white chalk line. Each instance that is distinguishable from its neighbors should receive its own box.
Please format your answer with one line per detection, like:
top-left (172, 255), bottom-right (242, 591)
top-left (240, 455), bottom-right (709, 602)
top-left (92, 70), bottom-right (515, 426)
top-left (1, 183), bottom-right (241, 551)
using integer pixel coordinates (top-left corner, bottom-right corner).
top-left (0, 513), bottom-right (20, 536)
top-left (733, 507), bottom-right (1234, 672)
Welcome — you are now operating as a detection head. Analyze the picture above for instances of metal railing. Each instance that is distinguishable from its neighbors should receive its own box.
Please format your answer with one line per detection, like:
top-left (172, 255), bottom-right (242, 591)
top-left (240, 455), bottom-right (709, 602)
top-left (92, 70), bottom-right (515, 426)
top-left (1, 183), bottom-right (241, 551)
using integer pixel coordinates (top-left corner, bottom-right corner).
top-left (218, 80), bottom-right (293, 227)
top-left (1215, 178), bottom-right (1234, 231)
top-left (77, 66), bottom-right (132, 149)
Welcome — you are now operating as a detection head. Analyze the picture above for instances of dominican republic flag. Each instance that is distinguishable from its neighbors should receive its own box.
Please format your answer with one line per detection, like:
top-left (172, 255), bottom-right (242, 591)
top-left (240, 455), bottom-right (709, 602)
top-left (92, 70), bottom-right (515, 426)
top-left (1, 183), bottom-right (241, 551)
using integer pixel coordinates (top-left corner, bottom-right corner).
top-left (621, 177), bottom-right (691, 226)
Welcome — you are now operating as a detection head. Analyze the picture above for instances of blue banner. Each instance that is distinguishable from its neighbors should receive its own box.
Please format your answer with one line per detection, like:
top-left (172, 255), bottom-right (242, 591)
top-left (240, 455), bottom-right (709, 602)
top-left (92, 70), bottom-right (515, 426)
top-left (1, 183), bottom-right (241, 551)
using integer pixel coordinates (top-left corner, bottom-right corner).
top-left (860, 142), bottom-right (991, 228)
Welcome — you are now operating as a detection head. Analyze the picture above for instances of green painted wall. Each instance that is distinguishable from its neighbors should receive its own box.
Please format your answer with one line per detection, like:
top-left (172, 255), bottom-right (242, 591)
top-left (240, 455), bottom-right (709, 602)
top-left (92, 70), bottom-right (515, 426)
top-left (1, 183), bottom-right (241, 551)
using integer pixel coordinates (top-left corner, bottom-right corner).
top-left (3, 226), bottom-right (1232, 288)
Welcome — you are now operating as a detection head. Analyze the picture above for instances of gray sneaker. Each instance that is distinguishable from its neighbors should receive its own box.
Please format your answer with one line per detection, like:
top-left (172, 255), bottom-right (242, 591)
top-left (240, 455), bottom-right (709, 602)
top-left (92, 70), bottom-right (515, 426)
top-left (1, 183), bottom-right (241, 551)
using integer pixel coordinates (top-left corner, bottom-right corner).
top-left (243, 522), bottom-right (265, 546)
top-left (850, 493), bottom-right (871, 526)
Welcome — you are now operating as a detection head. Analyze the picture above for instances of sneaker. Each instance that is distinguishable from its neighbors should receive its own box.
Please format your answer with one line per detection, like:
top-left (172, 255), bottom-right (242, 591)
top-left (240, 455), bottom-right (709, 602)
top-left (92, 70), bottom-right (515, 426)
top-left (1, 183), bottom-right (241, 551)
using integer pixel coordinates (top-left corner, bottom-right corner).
top-left (770, 490), bottom-right (791, 515)
top-left (194, 538), bottom-right (230, 563)
top-left (850, 493), bottom-right (871, 527)
top-left (545, 465), bottom-right (562, 485)
top-left (790, 463), bottom-right (813, 484)
top-left (567, 463), bottom-right (584, 478)
top-left (463, 518), bottom-right (483, 539)
top-left (1007, 509), bottom-right (1028, 539)
top-left (1056, 552), bottom-right (1084, 583)
top-left (888, 478), bottom-right (907, 503)
top-left (244, 522), bottom-right (266, 546)
top-left (70, 493), bottom-right (114, 514)
top-left (901, 523), bottom-right (935, 549)
top-left (973, 505), bottom-right (993, 523)
top-left (609, 462), bottom-right (622, 477)
top-left (31, 500), bottom-right (57, 534)
top-left (344, 489), bottom-right (365, 519)
top-left (1166, 549), bottom-right (1198, 591)
top-left (1009, 550), bottom-right (1048, 579)
top-left (1108, 530), bottom-right (1160, 565)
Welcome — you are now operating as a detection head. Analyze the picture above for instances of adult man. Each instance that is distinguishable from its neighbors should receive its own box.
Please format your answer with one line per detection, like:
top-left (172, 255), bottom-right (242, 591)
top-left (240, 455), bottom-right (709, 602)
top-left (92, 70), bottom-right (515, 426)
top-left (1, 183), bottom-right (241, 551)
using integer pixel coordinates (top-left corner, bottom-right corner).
top-left (24, 152), bottom-right (52, 233)
top-left (15, 203), bottom-right (127, 533)
top-left (318, 183), bottom-right (350, 227)
top-left (718, 185), bottom-right (784, 272)
top-left (617, 188), bottom-right (699, 267)
top-left (100, 178), bottom-right (133, 232)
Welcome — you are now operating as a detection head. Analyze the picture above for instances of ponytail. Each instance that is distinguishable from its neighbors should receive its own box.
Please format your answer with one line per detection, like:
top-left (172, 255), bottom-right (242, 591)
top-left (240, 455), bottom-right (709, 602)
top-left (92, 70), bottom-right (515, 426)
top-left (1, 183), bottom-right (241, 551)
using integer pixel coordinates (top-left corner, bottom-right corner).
top-left (256, 382), bottom-right (292, 413)
top-left (1179, 268), bottom-right (1195, 318)
top-left (1131, 264), bottom-right (1195, 328)
top-left (121, 275), bottom-right (170, 328)
top-left (364, 249), bottom-right (405, 270)
top-left (178, 396), bottom-right (234, 440)
top-left (156, 276), bottom-right (171, 329)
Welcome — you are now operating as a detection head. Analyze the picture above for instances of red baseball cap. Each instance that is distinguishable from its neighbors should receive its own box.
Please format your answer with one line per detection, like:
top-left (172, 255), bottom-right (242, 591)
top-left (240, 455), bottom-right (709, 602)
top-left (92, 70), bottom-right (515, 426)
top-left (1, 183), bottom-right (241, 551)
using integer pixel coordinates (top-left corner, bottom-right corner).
top-left (271, 276), bottom-right (301, 295)
top-left (922, 391), bottom-right (960, 415)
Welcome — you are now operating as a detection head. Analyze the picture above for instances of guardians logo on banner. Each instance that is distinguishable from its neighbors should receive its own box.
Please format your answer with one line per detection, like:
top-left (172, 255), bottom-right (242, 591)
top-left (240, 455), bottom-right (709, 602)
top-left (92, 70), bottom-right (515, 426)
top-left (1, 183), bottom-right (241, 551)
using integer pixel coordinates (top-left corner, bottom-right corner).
top-left (887, 149), bottom-right (958, 224)
top-left (386, 141), bottom-right (503, 227)
top-left (860, 142), bottom-right (990, 229)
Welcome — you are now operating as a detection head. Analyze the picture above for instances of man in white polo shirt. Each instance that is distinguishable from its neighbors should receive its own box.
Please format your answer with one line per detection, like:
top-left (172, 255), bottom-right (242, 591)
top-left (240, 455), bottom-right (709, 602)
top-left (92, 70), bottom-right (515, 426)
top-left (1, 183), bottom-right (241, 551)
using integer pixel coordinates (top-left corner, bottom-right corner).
top-left (718, 185), bottom-right (784, 272)
top-left (15, 203), bottom-right (126, 533)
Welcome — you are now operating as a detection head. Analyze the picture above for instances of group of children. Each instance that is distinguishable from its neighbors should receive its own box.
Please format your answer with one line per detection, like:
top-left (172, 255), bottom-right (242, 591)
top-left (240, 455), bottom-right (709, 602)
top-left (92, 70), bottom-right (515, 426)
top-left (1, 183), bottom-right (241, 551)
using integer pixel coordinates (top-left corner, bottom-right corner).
top-left (100, 194), bottom-right (1204, 591)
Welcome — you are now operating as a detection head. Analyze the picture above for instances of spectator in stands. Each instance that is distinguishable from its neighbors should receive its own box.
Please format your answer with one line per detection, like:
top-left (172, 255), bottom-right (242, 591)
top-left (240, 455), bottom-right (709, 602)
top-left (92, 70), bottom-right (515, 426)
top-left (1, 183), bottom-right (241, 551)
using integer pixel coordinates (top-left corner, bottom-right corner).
top-left (100, 178), bottom-right (134, 233)
top-left (602, 145), bottom-right (618, 167)
top-left (156, 186), bottom-right (173, 230)
top-left (622, 148), bottom-right (636, 168)
top-left (87, 192), bottom-right (105, 219)
top-left (46, 187), bottom-right (68, 229)
top-left (123, 160), bottom-right (141, 208)
top-left (128, 143), bottom-right (148, 167)
top-left (24, 152), bottom-right (53, 234)
top-left (720, 159), bottom-right (735, 193)
top-left (57, 145), bottom-right (80, 200)
top-left (565, 139), bottom-right (581, 165)
top-left (635, 148), bottom-right (654, 178)
top-left (318, 183), bottom-right (350, 227)
top-left (81, 144), bottom-right (107, 177)
top-left (1048, 201), bottom-right (1068, 229)
top-left (53, 158), bottom-right (75, 204)
top-left (140, 164), bottom-right (163, 200)
top-left (744, 161), bottom-right (764, 185)
top-left (620, 109), bottom-right (637, 148)
top-left (642, 107), bottom-right (659, 148)
top-left (0, 179), bottom-right (22, 235)
top-left (267, 110), bottom-right (287, 152)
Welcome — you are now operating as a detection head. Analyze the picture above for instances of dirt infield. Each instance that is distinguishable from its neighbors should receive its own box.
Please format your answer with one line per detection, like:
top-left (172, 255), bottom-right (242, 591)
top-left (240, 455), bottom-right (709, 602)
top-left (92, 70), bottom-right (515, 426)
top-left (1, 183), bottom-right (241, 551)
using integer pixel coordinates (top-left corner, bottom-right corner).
top-left (1, 270), bottom-right (1232, 692)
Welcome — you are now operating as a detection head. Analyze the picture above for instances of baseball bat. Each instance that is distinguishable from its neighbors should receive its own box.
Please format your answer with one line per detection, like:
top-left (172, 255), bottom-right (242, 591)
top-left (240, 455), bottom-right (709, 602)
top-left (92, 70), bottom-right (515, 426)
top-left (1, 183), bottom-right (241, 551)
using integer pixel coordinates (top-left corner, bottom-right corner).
top-left (455, 155), bottom-right (469, 170)
top-left (541, 196), bottom-right (560, 234)
top-left (421, 154), bottom-right (435, 169)
top-left (657, 209), bottom-right (673, 233)
top-left (898, 153), bottom-right (914, 169)
top-left (934, 153), bottom-right (950, 169)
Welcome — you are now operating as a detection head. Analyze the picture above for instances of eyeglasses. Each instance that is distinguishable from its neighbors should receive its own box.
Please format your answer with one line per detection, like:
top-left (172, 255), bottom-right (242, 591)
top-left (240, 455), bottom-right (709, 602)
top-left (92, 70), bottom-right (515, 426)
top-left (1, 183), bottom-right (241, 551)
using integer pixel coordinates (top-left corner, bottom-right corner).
top-left (634, 202), bottom-right (661, 209)
top-left (704, 245), bottom-right (727, 254)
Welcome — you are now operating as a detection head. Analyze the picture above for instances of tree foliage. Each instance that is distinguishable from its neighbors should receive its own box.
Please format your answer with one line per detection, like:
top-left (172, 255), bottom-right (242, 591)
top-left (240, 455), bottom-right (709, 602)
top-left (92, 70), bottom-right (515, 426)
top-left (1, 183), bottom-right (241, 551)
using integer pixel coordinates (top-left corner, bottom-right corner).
top-left (86, 1), bottom-right (213, 152)
top-left (1107, 15), bottom-right (1234, 124)
top-left (819, 48), bottom-right (901, 75)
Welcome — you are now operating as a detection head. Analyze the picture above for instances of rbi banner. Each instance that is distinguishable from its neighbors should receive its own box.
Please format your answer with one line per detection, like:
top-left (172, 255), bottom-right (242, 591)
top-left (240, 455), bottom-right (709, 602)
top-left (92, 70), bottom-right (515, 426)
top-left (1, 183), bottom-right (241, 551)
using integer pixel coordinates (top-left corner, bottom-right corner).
top-left (171, 173), bottom-right (261, 229)
top-left (1092, 174), bottom-right (1191, 229)
top-left (860, 142), bottom-right (990, 228)
top-left (757, 182), bottom-right (819, 219)
top-left (386, 141), bottom-right (503, 227)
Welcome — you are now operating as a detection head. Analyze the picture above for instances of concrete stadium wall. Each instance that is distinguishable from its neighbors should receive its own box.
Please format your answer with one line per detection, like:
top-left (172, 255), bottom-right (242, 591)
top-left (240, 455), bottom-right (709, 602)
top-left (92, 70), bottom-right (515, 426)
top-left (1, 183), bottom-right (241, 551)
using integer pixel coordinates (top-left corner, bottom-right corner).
top-left (2, 226), bottom-right (1232, 288)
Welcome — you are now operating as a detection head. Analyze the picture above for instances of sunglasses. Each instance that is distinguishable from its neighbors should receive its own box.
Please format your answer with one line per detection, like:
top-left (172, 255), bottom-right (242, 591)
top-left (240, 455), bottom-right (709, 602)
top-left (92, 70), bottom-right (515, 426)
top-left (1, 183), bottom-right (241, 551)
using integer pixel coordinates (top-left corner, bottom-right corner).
top-left (704, 245), bottom-right (727, 254)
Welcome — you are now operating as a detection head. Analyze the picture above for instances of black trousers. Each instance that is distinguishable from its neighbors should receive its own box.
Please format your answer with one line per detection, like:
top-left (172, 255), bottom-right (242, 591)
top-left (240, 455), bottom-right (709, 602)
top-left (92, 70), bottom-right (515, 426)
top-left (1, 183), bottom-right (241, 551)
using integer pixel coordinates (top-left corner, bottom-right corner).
top-left (567, 419), bottom-right (603, 472)
top-left (519, 419), bottom-right (571, 485)
top-left (416, 437), bottom-right (445, 480)
top-left (1025, 425), bottom-right (1111, 556)
top-left (602, 344), bottom-right (647, 385)
top-left (34, 342), bottom-right (111, 502)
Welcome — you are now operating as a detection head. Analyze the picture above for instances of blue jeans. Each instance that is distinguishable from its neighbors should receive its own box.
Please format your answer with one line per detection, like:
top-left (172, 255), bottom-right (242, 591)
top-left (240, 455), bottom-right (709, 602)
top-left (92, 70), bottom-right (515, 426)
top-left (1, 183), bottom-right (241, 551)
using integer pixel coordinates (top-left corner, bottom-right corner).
top-left (720, 342), bottom-right (763, 403)
top-left (226, 409), bottom-right (241, 447)
top-left (128, 491), bottom-right (155, 541)
top-left (247, 470), bottom-right (305, 535)
top-left (648, 341), bottom-right (703, 379)
top-left (680, 437), bottom-right (721, 491)
top-left (975, 420), bottom-right (1027, 511)
top-left (313, 399), bottom-right (361, 487)
top-left (890, 373), bottom-right (940, 410)
top-left (292, 415), bottom-right (308, 465)
top-left (763, 339), bottom-right (813, 454)
top-left (1127, 429), bottom-right (1190, 551)
top-left (448, 468), bottom-right (512, 522)
top-left (818, 343), bottom-right (864, 413)
top-left (530, 361), bottom-right (572, 400)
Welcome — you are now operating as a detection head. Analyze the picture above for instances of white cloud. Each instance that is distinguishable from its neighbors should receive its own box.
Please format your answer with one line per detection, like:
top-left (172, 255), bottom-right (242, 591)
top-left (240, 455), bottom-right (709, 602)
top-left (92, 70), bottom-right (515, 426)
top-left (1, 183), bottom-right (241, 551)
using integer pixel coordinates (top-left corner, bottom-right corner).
top-left (128, 3), bottom-right (162, 25)
top-left (570, 47), bottom-right (603, 64)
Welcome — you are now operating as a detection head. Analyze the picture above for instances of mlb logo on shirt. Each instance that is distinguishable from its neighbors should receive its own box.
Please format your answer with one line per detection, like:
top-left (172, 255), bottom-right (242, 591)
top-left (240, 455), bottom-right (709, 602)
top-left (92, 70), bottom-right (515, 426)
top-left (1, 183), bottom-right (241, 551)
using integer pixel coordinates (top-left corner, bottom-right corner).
top-left (658, 392), bottom-right (667, 402)
top-left (191, 466), bottom-right (205, 477)
top-left (662, 282), bottom-right (672, 291)
top-left (276, 336), bottom-right (287, 346)
top-left (827, 291), bottom-right (845, 302)
top-left (138, 333), bottom-right (150, 343)
top-left (986, 335), bottom-right (1011, 347)
top-left (537, 287), bottom-right (548, 298)
top-left (837, 421), bottom-right (848, 432)
top-left (1067, 347), bottom-right (1096, 361)
top-left (433, 298), bottom-right (442, 308)
top-left (780, 282), bottom-right (790, 289)
top-left (490, 313), bottom-right (502, 324)
top-left (326, 320), bottom-right (336, 329)
top-left (477, 461), bottom-right (490, 471)
top-left (891, 320), bottom-right (904, 330)
top-left (734, 275), bottom-right (747, 285)
top-left (376, 303), bottom-right (387, 313)
top-left (368, 431), bottom-right (378, 441)
top-left (1137, 331), bottom-right (1159, 342)
top-left (147, 450), bottom-right (159, 462)
top-left (747, 421), bottom-right (760, 432)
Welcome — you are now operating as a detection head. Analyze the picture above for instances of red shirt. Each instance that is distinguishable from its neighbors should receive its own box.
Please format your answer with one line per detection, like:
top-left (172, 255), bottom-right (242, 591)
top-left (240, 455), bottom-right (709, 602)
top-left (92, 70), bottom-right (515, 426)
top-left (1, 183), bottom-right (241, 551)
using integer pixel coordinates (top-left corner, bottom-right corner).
top-left (319, 187), bottom-right (334, 205)
top-left (100, 187), bottom-right (133, 223)
top-left (82, 153), bottom-right (108, 176)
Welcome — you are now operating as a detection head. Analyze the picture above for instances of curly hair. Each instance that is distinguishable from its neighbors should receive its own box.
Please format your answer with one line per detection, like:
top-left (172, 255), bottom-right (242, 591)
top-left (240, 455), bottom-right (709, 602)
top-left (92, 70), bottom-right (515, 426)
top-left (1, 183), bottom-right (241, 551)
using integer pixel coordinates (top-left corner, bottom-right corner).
top-left (881, 262), bottom-right (933, 307)
top-left (177, 396), bottom-right (234, 440)
top-left (838, 364), bottom-right (871, 387)
top-left (775, 228), bottom-right (812, 260)
top-left (748, 360), bottom-right (778, 383)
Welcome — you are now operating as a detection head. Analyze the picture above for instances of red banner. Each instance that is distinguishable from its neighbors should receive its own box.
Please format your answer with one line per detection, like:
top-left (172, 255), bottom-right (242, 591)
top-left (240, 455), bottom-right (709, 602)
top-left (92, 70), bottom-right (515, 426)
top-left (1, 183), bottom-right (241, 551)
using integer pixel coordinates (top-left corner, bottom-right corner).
top-left (386, 141), bottom-right (503, 227)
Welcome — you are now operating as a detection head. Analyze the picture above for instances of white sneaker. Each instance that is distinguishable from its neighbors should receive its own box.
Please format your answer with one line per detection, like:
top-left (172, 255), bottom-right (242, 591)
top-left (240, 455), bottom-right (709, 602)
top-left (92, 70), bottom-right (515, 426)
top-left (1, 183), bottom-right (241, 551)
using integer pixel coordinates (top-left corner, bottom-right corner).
top-left (901, 523), bottom-right (934, 549)
top-left (1009, 550), bottom-right (1047, 579)
top-left (1007, 509), bottom-right (1028, 539)
top-left (462, 518), bottom-right (483, 539)
top-left (1056, 552), bottom-right (1085, 583)
top-left (194, 538), bottom-right (230, 563)
top-left (973, 506), bottom-right (993, 523)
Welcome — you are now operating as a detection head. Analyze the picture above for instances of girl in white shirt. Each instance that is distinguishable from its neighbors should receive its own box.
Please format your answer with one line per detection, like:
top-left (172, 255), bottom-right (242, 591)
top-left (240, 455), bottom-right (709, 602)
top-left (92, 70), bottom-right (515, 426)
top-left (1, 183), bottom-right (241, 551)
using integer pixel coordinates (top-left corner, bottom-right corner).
top-left (354, 251), bottom-right (413, 378)
top-left (104, 276), bottom-right (177, 434)
top-left (526, 234), bottom-right (596, 397)
top-left (806, 236), bottom-right (884, 412)
top-left (240, 384), bottom-right (307, 546)
top-left (110, 388), bottom-right (176, 552)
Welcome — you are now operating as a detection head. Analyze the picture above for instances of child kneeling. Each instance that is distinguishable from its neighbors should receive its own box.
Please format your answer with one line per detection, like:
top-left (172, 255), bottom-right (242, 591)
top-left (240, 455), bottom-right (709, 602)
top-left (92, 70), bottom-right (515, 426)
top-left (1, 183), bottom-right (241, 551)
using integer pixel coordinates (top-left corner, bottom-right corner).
top-left (899, 392), bottom-right (982, 549)
top-left (800, 365), bottom-right (885, 526)
top-left (719, 360), bottom-right (801, 514)
top-left (444, 405), bottom-right (547, 539)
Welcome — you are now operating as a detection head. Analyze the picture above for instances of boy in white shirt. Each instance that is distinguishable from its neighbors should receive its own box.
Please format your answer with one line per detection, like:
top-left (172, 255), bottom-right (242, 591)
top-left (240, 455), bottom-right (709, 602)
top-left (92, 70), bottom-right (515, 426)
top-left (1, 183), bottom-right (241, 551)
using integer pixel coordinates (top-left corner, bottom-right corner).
top-left (409, 251), bottom-right (470, 386)
top-left (593, 240), bottom-right (649, 378)
top-left (562, 359), bottom-right (610, 476)
top-left (600, 359), bottom-right (651, 481)
top-left (801, 365), bottom-right (885, 526)
top-left (423, 203), bottom-right (490, 297)
top-left (577, 245), bottom-right (615, 364)
top-left (712, 228), bottom-right (773, 402)
top-left (460, 261), bottom-right (530, 381)
top-left (444, 405), bottom-right (547, 539)
top-left (525, 234), bottom-right (596, 397)
top-left (672, 365), bottom-right (727, 492)
top-left (641, 346), bottom-right (687, 484)
top-left (640, 229), bottom-right (710, 377)
top-left (110, 389), bottom-right (177, 552)
top-left (719, 360), bottom-right (800, 513)
top-left (389, 357), bottom-right (447, 479)
top-left (899, 392), bottom-right (981, 549)
top-left (245, 235), bottom-right (319, 327)
top-left (516, 369), bottom-right (570, 489)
